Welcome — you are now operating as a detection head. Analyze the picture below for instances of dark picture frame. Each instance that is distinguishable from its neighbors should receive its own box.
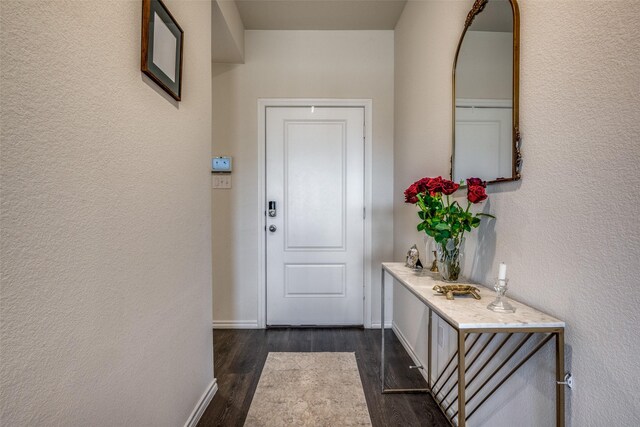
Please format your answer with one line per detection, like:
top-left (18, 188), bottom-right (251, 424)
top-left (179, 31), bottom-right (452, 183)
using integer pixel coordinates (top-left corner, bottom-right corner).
top-left (141, 0), bottom-right (184, 101)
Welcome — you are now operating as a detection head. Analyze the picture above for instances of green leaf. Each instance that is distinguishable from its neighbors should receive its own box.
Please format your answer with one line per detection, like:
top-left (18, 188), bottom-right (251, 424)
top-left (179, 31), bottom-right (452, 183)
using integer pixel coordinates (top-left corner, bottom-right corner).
top-left (476, 213), bottom-right (496, 219)
top-left (435, 223), bottom-right (450, 231)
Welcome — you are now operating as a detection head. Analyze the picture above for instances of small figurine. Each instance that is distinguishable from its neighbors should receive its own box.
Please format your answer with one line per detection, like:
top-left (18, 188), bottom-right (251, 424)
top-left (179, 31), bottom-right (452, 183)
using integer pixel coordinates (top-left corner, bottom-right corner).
top-left (430, 250), bottom-right (439, 272)
top-left (405, 244), bottom-right (423, 270)
top-left (433, 284), bottom-right (481, 300)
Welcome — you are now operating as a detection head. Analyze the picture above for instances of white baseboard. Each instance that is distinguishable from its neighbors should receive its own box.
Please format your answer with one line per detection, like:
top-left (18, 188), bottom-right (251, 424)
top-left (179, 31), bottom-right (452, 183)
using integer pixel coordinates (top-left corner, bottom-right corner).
top-left (184, 378), bottom-right (218, 427)
top-left (370, 321), bottom-right (393, 329)
top-left (215, 321), bottom-right (387, 329)
top-left (391, 322), bottom-right (430, 384)
top-left (212, 320), bottom-right (260, 329)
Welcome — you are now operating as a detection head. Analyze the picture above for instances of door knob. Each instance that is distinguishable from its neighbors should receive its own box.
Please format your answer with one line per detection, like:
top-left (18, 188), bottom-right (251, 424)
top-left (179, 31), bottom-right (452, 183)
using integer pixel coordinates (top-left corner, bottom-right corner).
top-left (269, 225), bottom-right (277, 232)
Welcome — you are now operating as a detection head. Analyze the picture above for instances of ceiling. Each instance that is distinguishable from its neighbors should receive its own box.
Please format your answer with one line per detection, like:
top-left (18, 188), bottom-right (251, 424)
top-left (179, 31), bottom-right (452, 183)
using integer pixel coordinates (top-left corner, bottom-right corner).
top-left (234, 0), bottom-right (408, 30)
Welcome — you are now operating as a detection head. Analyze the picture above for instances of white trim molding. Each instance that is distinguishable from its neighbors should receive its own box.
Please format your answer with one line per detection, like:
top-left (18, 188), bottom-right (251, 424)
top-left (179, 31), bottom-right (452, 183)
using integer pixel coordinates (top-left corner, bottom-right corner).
top-left (212, 320), bottom-right (260, 329)
top-left (184, 379), bottom-right (218, 427)
top-left (371, 321), bottom-right (393, 329)
top-left (257, 98), bottom-right (374, 329)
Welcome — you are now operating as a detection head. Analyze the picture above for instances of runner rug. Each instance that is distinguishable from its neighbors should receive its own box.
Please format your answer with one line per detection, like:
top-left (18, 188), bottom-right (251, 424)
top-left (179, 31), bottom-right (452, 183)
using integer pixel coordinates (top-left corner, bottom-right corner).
top-left (244, 352), bottom-right (372, 426)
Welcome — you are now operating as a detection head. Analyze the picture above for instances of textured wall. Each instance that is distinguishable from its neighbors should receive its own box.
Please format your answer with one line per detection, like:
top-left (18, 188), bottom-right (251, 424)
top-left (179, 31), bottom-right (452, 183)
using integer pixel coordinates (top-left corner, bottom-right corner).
top-left (212, 30), bottom-right (394, 327)
top-left (0, 1), bottom-right (214, 425)
top-left (394, 0), bottom-right (640, 425)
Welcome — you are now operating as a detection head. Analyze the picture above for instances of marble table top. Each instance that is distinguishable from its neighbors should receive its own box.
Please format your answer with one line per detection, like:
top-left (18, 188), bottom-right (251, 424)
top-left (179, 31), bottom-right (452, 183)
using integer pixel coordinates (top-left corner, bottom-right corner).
top-left (383, 262), bottom-right (565, 330)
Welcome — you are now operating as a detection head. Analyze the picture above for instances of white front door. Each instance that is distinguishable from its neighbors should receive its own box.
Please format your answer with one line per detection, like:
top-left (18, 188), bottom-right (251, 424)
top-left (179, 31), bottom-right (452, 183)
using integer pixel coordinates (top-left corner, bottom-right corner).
top-left (266, 106), bottom-right (364, 326)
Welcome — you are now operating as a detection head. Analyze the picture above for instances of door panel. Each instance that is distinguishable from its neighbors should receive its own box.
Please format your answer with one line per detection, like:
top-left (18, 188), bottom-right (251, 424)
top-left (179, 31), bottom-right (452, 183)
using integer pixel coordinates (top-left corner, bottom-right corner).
top-left (285, 121), bottom-right (345, 249)
top-left (284, 264), bottom-right (346, 297)
top-left (266, 106), bottom-right (364, 326)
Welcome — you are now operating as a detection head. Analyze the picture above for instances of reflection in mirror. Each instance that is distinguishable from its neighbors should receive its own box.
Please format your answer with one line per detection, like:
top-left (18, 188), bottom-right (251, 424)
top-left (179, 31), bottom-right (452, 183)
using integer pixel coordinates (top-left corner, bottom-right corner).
top-left (452, 0), bottom-right (520, 184)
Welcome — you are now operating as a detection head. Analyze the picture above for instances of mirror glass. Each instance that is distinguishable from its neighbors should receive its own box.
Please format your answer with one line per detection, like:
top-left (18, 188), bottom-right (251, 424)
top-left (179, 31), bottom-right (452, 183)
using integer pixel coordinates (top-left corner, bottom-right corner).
top-left (453, 0), bottom-right (519, 184)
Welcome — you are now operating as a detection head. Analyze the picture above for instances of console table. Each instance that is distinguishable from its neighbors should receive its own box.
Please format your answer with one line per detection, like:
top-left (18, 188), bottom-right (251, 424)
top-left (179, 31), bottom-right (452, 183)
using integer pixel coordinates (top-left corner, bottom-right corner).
top-left (381, 262), bottom-right (566, 427)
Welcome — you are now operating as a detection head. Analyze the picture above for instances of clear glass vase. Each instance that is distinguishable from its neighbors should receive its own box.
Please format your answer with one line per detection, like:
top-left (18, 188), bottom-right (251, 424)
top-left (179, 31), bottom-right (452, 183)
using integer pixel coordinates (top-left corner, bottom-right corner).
top-left (435, 237), bottom-right (464, 282)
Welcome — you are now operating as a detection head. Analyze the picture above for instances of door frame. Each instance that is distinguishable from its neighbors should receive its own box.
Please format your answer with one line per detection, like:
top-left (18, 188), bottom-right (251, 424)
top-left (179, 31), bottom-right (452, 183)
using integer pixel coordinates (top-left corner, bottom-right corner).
top-left (257, 98), bottom-right (373, 328)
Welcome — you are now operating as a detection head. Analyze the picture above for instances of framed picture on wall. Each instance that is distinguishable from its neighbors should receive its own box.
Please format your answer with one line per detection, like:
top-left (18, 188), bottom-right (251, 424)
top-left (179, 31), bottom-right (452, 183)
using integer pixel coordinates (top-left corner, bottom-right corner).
top-left (141, 0), bottom-right (184, 101)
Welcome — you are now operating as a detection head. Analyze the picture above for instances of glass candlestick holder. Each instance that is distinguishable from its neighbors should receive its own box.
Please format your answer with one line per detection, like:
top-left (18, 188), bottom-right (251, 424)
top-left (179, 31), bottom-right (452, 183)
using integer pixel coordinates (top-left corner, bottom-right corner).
top-left (487, 278), bottom-right (515, 313)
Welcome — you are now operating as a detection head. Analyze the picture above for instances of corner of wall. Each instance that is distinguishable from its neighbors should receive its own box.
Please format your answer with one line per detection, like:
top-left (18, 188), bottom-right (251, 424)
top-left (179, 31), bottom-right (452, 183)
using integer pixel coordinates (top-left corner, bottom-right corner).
top-left (212, 0), bottom-right (245, 63)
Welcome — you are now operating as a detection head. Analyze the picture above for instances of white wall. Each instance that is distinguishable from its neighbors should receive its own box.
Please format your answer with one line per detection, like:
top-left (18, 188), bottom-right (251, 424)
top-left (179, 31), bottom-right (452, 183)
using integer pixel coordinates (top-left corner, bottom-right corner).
top-left (456, 31), bottom-right (513, 100)
top-left (0, 1), bottom-right (214, 425)
top-left (212, 30), bottom-right (394, 327)
top-left (394, 1), bottom-right (640, 426)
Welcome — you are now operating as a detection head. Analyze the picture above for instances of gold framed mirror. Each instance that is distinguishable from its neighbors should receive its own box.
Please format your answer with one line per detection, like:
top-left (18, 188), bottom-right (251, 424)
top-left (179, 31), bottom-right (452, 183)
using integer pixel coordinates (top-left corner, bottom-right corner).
top-left (452, 0), bottom-right (520, 184)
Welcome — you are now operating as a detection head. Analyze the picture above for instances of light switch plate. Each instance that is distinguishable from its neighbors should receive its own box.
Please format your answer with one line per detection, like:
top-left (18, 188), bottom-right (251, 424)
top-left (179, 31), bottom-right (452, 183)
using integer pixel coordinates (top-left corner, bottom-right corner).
top-left (212, 175), bottom-right (231, 189)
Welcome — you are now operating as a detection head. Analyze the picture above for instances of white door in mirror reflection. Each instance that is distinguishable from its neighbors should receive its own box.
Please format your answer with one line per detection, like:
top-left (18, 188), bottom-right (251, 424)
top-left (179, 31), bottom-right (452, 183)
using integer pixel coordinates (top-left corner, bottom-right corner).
top-left (454, 105), bottom-right (512, 183)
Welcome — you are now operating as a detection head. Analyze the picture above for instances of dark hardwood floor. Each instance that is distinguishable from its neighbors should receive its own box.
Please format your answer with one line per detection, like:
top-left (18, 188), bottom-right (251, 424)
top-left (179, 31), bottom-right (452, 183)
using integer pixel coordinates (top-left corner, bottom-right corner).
top-left (197, 328), bottom-right (449, 427)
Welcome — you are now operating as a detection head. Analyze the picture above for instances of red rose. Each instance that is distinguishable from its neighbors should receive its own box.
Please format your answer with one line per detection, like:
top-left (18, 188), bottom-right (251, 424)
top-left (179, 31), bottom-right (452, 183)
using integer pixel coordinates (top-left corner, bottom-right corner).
top-left (404, 183), bottom-right (420, 204)
top-left (426, 176), bottom-right (444, 195)
top-left (415, 177), bottom-right (431, 194)
top-left (467, 185), bottom-right (488, 204)
top-left (441, 179), bottom-right (460, 195)
top-left (466, 177), bottom-right (486, 188)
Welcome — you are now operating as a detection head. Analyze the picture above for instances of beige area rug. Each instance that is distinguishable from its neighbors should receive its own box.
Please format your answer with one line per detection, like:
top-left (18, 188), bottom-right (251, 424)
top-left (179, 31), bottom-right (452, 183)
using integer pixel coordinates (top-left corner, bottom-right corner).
top-left (244, 352), bottom-right (372, 427)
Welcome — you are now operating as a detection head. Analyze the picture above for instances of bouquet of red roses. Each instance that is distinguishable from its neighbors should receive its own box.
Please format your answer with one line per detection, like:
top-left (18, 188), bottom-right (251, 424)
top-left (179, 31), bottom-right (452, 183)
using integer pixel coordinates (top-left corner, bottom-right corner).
top-left (404, 176), bottom-right (493, 281)
top-left (404, 176), bottom-right (492, 244)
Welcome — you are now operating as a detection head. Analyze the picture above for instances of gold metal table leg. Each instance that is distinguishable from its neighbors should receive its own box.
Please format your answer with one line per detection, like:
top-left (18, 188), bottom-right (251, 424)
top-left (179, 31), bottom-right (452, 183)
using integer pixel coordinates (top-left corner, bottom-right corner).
top-left (428, 308), bottom-right (432, 389)
top-left (556, 330), bottom-right (565, 427)
top-left (457, 330), bottom-right (466, 427)
top-left (380, 268), bottom-right (385, 392)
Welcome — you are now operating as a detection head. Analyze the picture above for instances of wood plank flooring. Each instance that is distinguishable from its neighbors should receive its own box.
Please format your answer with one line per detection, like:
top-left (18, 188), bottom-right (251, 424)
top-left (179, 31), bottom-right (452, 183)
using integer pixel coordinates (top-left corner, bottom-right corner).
top-left (197, 328), bottom-right (449, 427)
